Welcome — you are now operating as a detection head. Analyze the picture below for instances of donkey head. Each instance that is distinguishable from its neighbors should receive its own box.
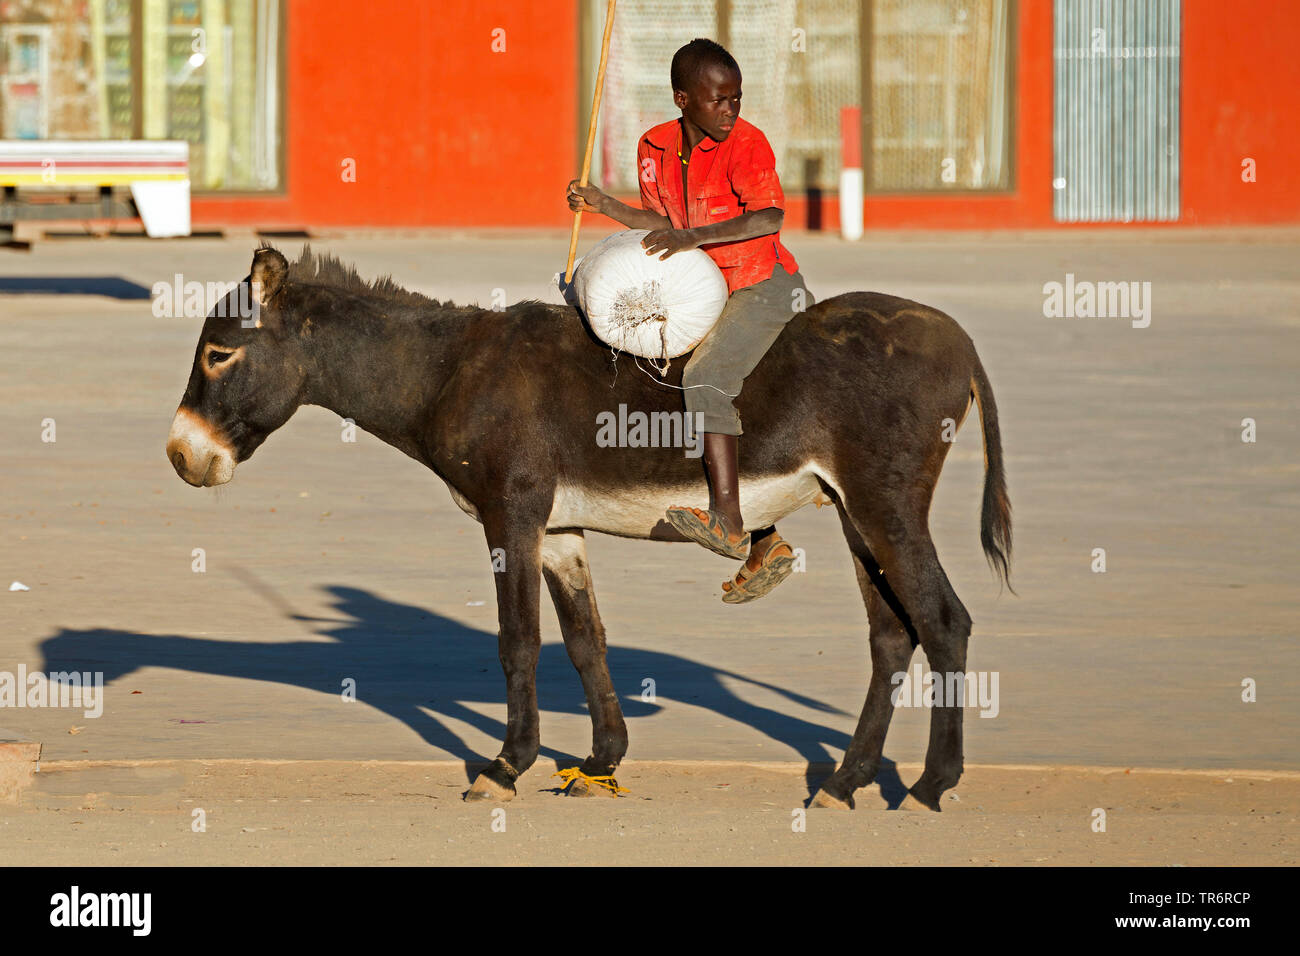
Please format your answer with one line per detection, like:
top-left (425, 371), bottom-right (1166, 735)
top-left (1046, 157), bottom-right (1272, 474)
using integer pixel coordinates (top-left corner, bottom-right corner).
top-left (166, 247), bottom-right (308, 486)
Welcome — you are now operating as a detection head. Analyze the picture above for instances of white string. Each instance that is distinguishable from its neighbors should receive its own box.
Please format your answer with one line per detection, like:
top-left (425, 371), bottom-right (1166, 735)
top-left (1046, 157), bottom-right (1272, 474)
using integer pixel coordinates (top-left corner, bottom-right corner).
top-left (632, 354), bottom-right (739, 396)
top-left (601, 343), bottom-right (736, 398)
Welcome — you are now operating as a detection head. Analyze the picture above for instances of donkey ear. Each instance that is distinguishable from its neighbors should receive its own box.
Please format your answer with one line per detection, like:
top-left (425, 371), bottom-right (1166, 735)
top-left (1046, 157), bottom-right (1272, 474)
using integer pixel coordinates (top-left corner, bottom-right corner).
top-left (250, 247), bottom-right (288, 309)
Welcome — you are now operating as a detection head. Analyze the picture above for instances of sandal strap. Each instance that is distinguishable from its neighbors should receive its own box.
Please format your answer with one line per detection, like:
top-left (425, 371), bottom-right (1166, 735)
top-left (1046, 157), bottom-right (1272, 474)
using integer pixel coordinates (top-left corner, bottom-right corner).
top-left (721, 537), bottom-right (798, 602)
top-left (666, 506), bottom-right (749, 558)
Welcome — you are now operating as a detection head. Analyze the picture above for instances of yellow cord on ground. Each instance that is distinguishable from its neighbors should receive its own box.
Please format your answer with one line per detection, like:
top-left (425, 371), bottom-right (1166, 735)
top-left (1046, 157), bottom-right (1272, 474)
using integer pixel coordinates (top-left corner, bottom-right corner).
top-left (553, 766), bottom-right (629, 795)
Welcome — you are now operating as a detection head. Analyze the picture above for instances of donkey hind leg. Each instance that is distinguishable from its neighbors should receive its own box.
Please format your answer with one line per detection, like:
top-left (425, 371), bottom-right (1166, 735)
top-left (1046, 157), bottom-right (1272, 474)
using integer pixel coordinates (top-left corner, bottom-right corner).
top-left (810, 514), bottom-right (916, 810)
top-left (466, 513), bottom-right (547, 803)
top-left (541, 530), bottom-right (629, 797)
top-left (827, 499), bottom-right (972, 811)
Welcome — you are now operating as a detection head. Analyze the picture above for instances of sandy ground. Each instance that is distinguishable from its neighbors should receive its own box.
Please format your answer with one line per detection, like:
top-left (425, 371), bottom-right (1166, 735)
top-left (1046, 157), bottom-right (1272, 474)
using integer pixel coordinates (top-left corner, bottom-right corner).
top-left (4, 759), bottom-right (1296, 866)
top-left (1, 229), bottom-right (1297, 864)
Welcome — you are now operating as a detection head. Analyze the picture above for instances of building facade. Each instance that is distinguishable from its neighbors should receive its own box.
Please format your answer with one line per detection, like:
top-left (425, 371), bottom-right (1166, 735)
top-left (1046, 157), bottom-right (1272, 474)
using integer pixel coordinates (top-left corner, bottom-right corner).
top-left (1, 0), bottom-right (1296, 230)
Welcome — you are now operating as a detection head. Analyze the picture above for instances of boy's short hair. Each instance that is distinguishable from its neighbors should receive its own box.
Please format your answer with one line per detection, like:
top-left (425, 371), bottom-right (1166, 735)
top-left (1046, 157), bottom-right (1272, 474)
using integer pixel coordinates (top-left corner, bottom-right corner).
top-left (670, 38), bottom-right (740, 93)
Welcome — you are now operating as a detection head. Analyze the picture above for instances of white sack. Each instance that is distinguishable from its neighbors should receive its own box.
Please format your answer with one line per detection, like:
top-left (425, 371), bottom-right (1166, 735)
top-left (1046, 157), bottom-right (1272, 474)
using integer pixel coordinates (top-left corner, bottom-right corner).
top-left (572, 229), bottom-right (728, 367)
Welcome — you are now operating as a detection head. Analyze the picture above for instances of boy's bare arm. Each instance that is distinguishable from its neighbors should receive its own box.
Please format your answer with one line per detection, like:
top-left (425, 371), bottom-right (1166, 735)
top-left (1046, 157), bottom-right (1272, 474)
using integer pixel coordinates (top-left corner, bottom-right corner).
top-left (565, 180), bottom-right (782, 256)
top-left (567, 180), bottom-right (671, 231)
top-left (643, 207), bottom-right (783, 258)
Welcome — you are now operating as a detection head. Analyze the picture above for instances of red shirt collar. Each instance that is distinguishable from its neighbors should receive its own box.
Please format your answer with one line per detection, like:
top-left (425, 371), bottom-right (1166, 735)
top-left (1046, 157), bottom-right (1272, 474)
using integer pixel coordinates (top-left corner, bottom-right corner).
top-left (642, 117), bottom-right (725, 153)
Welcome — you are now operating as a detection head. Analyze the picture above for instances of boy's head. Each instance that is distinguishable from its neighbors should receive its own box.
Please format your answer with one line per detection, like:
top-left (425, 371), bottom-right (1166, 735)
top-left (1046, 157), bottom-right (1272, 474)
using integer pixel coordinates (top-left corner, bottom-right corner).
top-left (671, 38), bottom-right (741, 142)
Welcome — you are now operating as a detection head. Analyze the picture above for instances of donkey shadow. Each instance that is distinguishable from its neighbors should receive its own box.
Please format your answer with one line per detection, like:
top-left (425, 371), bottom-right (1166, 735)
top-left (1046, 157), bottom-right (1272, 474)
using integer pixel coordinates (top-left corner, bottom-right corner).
top-left (36, 584), bottom-right (911, 805)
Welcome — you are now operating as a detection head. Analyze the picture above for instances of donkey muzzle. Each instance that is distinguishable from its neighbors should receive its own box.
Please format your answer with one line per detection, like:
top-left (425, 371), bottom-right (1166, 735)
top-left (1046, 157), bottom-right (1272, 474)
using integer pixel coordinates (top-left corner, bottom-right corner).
top-left (166, 407), bottom-right (236, 486)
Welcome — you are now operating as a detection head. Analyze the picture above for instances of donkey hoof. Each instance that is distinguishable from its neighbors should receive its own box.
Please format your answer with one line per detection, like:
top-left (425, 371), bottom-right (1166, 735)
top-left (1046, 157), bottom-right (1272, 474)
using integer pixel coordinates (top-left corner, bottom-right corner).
top-left (899, 789), bottom-right (941, 812)
top-left (565, 776), bottom-right (619, 798)
top-left (810, 788), bottom-right (854, 810)
top-left (465, 771), bottom-right (516, 802)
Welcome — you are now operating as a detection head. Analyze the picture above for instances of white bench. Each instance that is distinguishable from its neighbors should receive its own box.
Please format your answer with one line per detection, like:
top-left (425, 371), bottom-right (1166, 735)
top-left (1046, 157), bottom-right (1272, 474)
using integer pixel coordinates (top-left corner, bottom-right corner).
top-left (0, 140), bottom-right (191, 239)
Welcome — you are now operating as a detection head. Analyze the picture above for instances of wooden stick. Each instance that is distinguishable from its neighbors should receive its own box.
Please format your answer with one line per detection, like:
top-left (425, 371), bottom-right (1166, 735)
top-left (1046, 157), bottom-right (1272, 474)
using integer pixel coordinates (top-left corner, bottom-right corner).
top-left (565, 0), bottom-right (618, 284)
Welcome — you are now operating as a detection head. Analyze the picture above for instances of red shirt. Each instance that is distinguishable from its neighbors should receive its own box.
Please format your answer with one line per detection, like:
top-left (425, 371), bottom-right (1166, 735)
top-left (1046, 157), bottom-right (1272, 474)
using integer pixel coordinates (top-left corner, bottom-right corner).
top-left (637, 116), bottom-right (798, 294)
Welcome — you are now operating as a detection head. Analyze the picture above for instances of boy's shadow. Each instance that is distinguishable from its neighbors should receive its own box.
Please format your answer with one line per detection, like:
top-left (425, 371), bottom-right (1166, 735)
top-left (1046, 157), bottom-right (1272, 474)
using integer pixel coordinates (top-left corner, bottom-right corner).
top-left (37, 582), bottom-right (909, 805)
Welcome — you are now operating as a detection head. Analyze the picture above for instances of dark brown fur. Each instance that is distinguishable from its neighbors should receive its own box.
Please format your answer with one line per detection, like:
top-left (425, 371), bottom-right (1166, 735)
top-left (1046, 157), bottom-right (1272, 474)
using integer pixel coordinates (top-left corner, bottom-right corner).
top-left (168, 245), bottom-right (1012, 809)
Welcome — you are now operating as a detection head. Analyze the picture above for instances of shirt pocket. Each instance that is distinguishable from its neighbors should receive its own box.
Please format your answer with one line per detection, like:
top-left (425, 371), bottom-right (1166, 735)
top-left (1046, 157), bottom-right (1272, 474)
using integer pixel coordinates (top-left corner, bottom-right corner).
top-left (697, 188), bottom-right (736, 223)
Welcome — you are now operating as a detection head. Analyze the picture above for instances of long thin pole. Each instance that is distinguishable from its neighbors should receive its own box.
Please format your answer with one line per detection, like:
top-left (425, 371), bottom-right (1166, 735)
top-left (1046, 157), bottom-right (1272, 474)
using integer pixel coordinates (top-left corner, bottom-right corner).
top-left (565, 0), bottom-right (617, 283)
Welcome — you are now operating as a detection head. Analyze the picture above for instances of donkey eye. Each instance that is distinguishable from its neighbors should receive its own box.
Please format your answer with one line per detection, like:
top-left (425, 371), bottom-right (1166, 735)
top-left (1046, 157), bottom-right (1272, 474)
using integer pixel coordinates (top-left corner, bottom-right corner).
top-left (207, 349), bottom-right (235, 369)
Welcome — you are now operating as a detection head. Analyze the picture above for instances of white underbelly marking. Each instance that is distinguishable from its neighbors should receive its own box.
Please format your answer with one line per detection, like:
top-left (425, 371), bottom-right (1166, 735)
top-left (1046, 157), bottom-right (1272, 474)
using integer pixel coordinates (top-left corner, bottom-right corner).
top-left (550, 467), bottom-right (827, 537)
top-left (447, 464), bottom-right (839, 537)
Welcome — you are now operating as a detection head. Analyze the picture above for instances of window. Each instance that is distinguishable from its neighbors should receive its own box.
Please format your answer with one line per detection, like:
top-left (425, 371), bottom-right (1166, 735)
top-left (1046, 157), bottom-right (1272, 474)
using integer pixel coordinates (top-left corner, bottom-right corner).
top-left (579, 0), bottom-right (1014, 198)
top-left (0, 0), bottom-right (283, 190)
top-left (582, 0), bottom-right (862, 195)
top-left (867, 0), bottom-right (1013, 192)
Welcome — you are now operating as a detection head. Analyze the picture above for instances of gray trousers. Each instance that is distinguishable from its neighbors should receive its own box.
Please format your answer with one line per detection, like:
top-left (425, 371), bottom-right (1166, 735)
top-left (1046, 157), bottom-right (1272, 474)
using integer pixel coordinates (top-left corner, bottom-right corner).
top-left (682, 263), bottom-right (815, 435)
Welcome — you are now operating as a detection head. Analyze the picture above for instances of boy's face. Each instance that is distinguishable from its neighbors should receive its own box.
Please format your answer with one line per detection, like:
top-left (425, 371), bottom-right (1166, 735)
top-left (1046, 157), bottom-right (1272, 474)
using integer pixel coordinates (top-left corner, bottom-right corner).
top-left (675, 63), bottom-right (742, 142)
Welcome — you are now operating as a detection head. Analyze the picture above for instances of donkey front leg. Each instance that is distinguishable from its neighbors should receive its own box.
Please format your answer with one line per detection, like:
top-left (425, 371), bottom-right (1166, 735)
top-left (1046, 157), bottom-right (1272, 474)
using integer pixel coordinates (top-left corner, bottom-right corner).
top-left (465, 510), bottom-right (547, 802)
top-left (541, 530), bottom-right (628, 796)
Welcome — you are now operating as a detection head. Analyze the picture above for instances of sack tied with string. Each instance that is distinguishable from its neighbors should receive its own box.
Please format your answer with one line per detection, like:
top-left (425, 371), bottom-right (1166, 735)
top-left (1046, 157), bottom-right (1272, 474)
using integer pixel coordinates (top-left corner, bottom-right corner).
top-left (571, 229), bottom-right (728, 374)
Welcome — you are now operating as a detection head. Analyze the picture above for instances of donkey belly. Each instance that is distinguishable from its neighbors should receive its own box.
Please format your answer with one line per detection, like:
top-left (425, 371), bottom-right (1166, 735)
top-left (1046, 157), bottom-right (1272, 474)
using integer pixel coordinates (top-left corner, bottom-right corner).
top-left (549, 466), bottom-right (828, 538)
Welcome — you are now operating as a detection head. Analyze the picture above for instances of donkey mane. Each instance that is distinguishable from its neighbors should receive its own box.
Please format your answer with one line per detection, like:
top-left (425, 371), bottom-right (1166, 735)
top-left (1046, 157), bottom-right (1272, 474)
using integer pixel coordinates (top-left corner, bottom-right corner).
top-left (259, 240), bottom-right (551, 317)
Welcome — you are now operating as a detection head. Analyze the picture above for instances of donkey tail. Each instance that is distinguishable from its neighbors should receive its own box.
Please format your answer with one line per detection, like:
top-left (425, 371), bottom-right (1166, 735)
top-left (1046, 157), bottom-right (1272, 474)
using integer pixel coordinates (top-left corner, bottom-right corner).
top-left (970, 356), bottom-right (1013, 593)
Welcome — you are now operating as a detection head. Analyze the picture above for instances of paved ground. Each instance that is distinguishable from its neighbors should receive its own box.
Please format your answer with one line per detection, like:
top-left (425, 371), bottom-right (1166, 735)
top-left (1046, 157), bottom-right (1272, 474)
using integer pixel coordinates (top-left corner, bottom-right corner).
top-left (5, 759), bottom-right (1297, 866)
top-left (1, 228), bottom-right (1297, 863)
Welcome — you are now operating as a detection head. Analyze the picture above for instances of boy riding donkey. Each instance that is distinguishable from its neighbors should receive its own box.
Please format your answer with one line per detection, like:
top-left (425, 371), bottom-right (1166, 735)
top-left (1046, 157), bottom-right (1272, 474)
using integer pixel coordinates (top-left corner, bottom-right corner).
top-left (567, 38), bottom-right (814, 604)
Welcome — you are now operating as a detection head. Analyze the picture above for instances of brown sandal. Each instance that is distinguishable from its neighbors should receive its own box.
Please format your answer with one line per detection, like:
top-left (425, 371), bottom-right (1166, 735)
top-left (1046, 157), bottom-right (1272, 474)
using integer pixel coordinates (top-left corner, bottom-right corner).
top-left (665, 506), bottom-right (750, 560)
top-left (721, 537), bottom-right (797, 604)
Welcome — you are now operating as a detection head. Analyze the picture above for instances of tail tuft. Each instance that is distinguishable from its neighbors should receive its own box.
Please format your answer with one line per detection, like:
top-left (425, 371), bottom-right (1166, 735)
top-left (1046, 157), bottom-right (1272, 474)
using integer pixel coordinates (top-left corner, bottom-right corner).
top-left (971, 358), bottom-right (1013, 594)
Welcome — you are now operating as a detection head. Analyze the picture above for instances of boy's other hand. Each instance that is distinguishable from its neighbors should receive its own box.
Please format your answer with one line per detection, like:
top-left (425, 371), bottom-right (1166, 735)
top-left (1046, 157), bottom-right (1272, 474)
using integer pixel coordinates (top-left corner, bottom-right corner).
top-left (642, 228), bottom-right (699, 259)
top-left (567, 180), bottom-right (606, 214)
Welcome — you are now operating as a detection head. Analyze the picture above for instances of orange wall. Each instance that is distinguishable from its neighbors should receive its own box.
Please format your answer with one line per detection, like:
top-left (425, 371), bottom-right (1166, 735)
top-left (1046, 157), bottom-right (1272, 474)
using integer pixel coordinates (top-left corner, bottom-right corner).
top-left (1180, 0), bottom-right (1300, 224)
top-left (194, 0), bottom-right (1300, 230)
top-left (192, 0), bottom-right (579, 228)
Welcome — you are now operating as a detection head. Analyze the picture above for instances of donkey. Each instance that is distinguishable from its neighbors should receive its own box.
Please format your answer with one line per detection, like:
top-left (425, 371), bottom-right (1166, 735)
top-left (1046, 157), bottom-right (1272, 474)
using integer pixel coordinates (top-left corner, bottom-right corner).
top-left (165, 245), bottom-right (1011, 810)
